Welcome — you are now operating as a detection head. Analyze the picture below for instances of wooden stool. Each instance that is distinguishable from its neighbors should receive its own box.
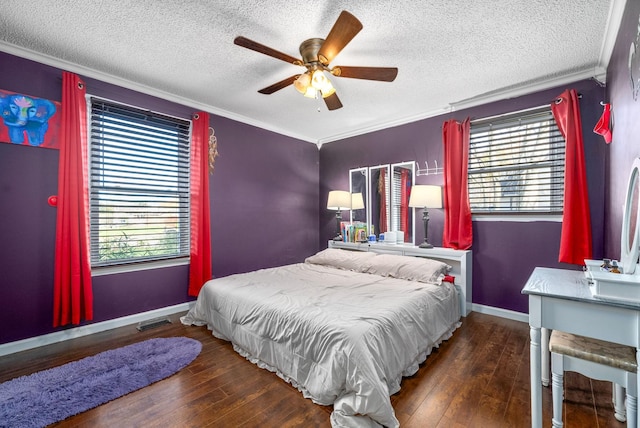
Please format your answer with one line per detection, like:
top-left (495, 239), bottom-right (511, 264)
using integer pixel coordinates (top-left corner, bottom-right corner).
top-left (550, 330), bottom-right (637, 428)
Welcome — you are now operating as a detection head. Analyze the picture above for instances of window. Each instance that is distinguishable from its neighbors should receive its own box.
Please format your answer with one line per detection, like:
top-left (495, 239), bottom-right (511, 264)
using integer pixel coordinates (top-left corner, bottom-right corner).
top-left (468, 106), bottom-right (565, 214)
top-left (89, 98), bottom-right (191, 267)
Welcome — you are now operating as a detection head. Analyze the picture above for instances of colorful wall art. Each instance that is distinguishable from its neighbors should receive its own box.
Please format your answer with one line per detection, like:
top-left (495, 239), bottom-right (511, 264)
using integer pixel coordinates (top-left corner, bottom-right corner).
top-left (0, 89), bottom-right (60, 149)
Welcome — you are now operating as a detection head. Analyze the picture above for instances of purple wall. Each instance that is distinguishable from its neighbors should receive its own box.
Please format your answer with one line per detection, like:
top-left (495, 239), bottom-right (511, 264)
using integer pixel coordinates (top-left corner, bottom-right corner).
top-left (320, 81), bottom-right (606, 314)
top-left (0, 52), bottom-right (319, 345)
top-left (605, 0), bottom-right (640, 259)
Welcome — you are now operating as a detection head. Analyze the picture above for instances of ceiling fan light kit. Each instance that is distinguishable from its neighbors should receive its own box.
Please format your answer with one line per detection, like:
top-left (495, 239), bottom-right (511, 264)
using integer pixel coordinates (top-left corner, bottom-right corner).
top-left (234, 10), bottom-right (398, 110)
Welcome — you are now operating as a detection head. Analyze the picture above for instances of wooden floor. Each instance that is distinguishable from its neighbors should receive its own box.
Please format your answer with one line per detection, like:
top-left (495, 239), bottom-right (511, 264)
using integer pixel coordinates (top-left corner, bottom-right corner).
top-left (0, 312), bottom-right (626, 427)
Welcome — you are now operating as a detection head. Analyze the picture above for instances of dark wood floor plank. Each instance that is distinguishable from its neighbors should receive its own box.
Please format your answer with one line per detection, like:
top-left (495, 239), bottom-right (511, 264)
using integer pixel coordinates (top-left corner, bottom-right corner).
top-left (483, 325), bottom-right (528, 404)
top-left (242, 388), bottom-right (319, 428)
top-left (564, 372), bottom-right (599, 428)
top-left (401, 374), bottom-right (461, 427)
top-left (392, 347), bottom-right (452, 417)
top-left (503, 388), bottom-right (532, 428)
top-left (0, 311), bottom-right (625, 427)
top-left (593, 379), bottom-right (620, 428)
top-left (470, 393), bottom-right (511, 428)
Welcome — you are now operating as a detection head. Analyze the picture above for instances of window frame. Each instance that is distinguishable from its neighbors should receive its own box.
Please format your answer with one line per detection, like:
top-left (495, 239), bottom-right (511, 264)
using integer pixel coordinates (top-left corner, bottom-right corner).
top-left (87, 96), bottom-right (192, 273)
top-left (467, 105), bottom-right (565, 220)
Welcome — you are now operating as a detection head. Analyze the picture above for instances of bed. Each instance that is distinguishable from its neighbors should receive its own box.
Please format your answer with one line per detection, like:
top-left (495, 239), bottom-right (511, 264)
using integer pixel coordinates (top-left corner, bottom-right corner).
top-left (181, 245), bottom-right (470, 427)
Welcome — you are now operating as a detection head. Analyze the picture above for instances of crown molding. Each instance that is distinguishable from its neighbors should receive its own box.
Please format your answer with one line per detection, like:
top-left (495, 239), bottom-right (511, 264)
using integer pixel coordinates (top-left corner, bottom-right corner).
top-left (449, 67), bottom-right (605, 112)
top-left (599, 0), bottom-right (628, 69)
top-left (0, 41), bottom-right (318, 145)
top-left (317, 106), bottom-right (451, 147)
top-left (318, 67), bottom-right (604, 148)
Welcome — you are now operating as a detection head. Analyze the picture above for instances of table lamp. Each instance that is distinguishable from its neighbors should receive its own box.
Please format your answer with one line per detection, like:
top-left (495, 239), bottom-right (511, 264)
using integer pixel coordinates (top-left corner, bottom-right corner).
top-left (327, 190), bottom-right (351, 241)
top-left (408, 185), bottom-right (442, 248)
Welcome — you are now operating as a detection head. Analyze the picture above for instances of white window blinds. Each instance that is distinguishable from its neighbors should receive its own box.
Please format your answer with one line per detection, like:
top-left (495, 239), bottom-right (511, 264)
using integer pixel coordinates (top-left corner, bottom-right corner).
top-left (89, 98), bottom-right (191, 266)
top-left (468, 106), bottom-right (565, 214)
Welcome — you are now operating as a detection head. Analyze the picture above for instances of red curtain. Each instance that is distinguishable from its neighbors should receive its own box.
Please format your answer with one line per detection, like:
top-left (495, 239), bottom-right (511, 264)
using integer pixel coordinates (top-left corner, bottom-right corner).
top-left (188, 112), bottom-right (212, 297)
top-left (378, 168), bottom-right (387, 233)
top-left (53, 72), bottom-right (93, 327)
top-left (551, 89), bottom-right (592, 264)
top-left (442, 118), bottom-right (472, 250)
top-left (400, 169), bottom-right (410, 242)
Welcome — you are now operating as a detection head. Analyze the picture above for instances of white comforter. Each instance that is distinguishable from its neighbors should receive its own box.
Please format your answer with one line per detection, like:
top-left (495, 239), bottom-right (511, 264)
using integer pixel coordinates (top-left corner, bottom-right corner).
top-left (181, 262), bottom-right (460, 427)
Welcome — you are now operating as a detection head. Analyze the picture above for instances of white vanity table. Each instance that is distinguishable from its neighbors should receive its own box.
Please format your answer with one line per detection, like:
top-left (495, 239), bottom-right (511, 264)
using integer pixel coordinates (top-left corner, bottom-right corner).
top-left (523, 157), bottom-right (640, 427)
top-left (328, 240), bottom-right (472, 316)
top-left (523, 267), bottom-right (640, 428)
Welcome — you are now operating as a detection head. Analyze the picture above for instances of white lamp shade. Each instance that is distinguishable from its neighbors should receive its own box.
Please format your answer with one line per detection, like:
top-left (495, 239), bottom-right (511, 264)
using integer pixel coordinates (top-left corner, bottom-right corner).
top-left (327, 190), bottom-right (351, 210)
top-left (294, 73), bottom-right (311, 94)
top-left (311, 70), bottom-right (329, 90)
top-left (351, 193), bottom-right (365, 210)
top-left (409, 185), bottom-right (443, 208)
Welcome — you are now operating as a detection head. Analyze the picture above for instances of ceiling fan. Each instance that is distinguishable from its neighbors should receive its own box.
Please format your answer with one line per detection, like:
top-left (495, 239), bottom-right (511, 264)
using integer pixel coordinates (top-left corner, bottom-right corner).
top-left (234, 10), bottom-right (398, 111)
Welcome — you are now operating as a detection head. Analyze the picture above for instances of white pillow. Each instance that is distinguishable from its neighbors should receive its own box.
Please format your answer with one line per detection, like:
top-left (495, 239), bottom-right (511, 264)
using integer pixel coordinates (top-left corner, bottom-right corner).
top-left (304, 248), bottom-right (376, 272)
top-left (364, 254), bottom-right (451, 284)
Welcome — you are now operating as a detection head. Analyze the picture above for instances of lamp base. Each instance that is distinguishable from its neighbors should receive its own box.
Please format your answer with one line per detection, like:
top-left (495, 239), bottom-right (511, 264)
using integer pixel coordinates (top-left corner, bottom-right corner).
top-left (420, 209), bottom-right (433, 249)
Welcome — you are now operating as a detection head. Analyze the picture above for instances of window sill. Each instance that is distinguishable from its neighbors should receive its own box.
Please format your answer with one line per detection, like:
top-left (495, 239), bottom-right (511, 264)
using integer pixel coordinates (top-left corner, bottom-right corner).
top-left (91, 257), bottom-right (190, 277)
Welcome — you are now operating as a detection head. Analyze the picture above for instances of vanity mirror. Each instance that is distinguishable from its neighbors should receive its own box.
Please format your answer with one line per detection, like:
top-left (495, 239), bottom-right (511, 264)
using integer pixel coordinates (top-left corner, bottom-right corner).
top-left (349, 167), bottom-right (368, 223)
top-left (391, 161), bottom-right (415, 244)
top-left (621, 157), bottom-right (640, 273)
top-left (585, 158), bottom-right (640, 303)
top-left (369, 164), bottom-right (390, 236)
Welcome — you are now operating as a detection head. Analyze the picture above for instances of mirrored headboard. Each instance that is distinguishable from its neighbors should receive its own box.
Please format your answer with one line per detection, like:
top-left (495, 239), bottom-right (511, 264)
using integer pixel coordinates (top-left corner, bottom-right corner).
top-left (390, 161), bottom-right (415, 244)
top-left (349, 161), bottom-right (415, 244)
top-left (349, 167), bottom-right (368, 224)
top-left (368, 164), bottom-right (390, 237)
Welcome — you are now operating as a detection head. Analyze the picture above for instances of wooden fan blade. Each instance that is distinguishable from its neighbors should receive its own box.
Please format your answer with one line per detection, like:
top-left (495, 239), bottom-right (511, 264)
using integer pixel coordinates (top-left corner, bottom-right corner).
top-left (234, 36), bottom-right (300, 65)
top-left (324, 92), bottom-right (343, 110)
top-left (332, 66), bottom-right (398, 82)
top-left (258, 75), bottom-right (299, 94)
top-left (318, 11), bottom-right (363, 65)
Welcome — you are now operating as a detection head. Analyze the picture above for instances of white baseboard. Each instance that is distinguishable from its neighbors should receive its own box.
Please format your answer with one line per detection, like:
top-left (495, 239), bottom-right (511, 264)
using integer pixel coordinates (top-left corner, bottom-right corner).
top-left (471, 303), bottom-right (529, 324)
top-left (0, 302), bottom-right (194, 357)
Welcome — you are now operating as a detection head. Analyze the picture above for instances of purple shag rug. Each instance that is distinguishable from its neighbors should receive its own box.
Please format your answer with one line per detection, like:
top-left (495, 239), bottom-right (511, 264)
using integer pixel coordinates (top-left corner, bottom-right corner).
top-left (0, 336), bottom-right (201, 427)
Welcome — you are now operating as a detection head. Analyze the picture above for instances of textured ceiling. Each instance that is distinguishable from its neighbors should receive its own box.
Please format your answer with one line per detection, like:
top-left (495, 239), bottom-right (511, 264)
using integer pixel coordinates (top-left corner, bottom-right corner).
top-left (0, 1), bottom-right (626, 146)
